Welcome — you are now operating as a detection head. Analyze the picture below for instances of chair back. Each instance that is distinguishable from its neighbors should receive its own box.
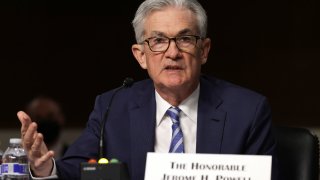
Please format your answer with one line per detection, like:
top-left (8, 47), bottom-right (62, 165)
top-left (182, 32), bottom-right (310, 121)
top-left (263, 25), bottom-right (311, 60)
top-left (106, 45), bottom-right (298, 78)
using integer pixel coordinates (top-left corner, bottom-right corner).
top-left (274, 126), bottom-right (319, 180)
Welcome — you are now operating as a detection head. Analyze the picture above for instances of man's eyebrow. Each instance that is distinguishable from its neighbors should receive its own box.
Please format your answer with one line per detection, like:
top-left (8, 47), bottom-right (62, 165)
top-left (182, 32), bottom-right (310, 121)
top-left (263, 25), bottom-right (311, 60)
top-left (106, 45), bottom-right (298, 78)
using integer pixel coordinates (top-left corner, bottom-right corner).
top-left (176, 29), bottom-right (193, 36)
top-left (149, 29), bottom-right (194, 37)
top-left (149, 31), bottom-right (166, 37)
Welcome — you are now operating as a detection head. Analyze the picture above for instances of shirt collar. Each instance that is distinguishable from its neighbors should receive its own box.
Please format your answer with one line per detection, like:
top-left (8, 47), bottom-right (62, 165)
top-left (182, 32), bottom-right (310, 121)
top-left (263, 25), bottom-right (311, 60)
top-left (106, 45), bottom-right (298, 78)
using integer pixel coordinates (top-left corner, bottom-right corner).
top-left (155, 84), bottom-right (200, 126)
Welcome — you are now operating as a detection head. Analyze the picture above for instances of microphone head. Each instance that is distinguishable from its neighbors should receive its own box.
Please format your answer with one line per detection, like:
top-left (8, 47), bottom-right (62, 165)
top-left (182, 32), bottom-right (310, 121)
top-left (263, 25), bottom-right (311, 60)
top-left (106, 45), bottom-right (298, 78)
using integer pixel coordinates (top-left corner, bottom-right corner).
top-left (123, 77), bottom-right (134, 88)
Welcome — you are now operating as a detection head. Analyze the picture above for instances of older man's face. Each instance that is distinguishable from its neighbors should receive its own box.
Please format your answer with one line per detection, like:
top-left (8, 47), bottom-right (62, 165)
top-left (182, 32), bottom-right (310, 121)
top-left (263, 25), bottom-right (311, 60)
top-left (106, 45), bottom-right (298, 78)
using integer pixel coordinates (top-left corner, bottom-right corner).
top-left (133, 6), bottom-right (210, 92)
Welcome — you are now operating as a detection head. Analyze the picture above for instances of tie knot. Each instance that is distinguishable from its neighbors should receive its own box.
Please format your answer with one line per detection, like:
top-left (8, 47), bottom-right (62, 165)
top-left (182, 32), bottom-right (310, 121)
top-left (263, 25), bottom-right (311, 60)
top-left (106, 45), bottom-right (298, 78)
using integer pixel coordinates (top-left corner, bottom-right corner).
top-left (166, 107), bottom-right (181, 124)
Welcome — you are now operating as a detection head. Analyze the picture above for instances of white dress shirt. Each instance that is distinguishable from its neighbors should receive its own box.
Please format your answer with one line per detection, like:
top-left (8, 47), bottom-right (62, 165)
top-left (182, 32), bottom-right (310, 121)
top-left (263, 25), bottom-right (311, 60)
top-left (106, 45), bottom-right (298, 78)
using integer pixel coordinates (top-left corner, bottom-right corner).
top-left (154, 84), bottom-right (199, 153)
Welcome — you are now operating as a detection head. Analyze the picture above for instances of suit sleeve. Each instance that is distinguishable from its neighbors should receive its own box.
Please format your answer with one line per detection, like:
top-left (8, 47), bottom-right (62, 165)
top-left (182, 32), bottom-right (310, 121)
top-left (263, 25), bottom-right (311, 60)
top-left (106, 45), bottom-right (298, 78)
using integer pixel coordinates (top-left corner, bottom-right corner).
top-left (55, 95), bottom-right (106, 179)
top-left (245, 97), bottom-right (279, 180)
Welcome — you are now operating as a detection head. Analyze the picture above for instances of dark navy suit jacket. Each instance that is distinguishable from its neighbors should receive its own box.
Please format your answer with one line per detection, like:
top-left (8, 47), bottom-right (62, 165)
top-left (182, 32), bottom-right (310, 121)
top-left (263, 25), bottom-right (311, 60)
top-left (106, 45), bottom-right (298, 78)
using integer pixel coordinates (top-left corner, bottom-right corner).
top-left (56, 75), bottom-right (278, 180)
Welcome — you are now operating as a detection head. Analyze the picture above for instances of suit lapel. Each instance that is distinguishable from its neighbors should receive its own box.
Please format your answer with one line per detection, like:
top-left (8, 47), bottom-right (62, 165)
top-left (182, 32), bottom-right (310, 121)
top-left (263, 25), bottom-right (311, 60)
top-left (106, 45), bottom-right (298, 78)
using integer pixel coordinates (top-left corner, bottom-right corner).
top-left (129, 81), bottom-right (156, 178)
top-left (196, 77), bottom-right (227, 153)
top-left (127, 77), bottom-right (227, 177)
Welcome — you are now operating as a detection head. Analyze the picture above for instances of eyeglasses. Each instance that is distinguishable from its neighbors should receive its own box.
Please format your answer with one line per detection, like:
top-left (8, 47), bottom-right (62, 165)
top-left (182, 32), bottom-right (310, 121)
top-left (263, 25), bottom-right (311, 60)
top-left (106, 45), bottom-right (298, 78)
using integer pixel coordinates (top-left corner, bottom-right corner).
top-left (142, 35), bottom-right (202, 52)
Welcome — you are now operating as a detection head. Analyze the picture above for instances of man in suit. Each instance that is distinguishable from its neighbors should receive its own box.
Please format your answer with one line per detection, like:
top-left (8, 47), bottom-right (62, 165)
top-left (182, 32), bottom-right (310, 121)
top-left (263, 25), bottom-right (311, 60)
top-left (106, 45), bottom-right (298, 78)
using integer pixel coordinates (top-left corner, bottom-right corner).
top-left (17, 0), bottom-right (279, 179)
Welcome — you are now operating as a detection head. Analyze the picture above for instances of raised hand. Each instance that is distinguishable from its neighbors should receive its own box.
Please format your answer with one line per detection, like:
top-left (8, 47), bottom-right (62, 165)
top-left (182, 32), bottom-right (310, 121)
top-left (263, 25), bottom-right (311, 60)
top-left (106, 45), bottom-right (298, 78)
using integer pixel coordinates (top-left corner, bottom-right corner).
top-left (17, 111), bottom-right (55, 177)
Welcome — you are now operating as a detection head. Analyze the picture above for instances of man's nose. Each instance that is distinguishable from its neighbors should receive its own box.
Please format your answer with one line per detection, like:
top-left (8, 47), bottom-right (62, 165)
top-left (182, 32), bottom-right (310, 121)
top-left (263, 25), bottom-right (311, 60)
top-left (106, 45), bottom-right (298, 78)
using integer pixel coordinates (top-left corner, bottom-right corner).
top-left (165, 39), bottom-right (180, 59)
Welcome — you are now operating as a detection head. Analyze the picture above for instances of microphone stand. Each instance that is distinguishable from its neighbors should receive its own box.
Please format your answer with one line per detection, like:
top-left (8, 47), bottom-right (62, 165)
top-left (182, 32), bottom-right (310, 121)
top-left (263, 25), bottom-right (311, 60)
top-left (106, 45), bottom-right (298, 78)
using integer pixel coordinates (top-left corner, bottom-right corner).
top-left (81, 78), bottom-right (133, 180)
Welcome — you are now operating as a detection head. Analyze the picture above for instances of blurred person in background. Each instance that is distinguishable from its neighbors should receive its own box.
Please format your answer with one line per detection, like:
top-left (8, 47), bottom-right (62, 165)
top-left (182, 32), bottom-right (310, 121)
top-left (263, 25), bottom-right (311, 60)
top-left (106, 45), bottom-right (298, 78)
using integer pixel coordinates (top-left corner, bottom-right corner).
top-left (25, 95), bottom-right (68, 159)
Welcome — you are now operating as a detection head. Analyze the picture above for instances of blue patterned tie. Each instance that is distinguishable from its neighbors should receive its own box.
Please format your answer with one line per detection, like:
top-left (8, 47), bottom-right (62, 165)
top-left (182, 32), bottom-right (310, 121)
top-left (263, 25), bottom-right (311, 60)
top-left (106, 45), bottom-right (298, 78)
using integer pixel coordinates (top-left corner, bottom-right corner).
top-left (166, 107), bottom-right (184, 153)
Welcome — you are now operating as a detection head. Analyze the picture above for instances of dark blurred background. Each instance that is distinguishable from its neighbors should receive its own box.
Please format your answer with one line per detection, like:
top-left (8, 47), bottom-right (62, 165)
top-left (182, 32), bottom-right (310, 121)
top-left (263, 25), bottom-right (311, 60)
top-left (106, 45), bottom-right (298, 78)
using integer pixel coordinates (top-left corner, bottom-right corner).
top-left (1, 0), bottom-right (319, 129)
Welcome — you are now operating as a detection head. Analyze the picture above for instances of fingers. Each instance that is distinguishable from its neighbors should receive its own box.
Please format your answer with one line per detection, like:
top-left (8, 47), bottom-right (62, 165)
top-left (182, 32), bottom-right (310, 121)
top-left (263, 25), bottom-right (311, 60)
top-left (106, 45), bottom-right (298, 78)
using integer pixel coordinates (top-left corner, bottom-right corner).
top-left (31, 151), bottom-right (55, 177)
top-left (33, 151), bottom-right (55, 168)
top-left (31, 133), bottom-right (44, 157)
top-left (28, 133), bottom-right (53, 175)
top-left (17, 111), bottom-right (32, 139)
top-left (24, 122), bottom-right (38, 150)
top-left (17, 111), bottom-right (54, 177)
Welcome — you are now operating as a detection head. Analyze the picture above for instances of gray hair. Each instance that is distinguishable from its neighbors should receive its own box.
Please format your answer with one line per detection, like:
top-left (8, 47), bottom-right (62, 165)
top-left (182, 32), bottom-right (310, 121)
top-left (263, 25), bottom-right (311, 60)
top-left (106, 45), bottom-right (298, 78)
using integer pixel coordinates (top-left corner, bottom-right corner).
top-left (132, 0), bottom-right (207, 43)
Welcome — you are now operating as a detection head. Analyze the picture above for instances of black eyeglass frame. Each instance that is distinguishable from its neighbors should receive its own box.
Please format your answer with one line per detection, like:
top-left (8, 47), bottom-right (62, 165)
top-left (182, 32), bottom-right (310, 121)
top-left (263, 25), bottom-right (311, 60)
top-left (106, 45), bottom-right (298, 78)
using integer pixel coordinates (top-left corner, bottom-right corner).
top-left (142, 35), bottom-right (203, 52)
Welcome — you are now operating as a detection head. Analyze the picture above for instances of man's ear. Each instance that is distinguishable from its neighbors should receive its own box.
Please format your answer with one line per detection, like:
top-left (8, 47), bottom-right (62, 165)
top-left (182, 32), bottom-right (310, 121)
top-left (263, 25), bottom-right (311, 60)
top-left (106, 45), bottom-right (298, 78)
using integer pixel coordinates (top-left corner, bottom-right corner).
top-left (200, 38), bottom-right (211, 65)
top-left (132, 44), bottom-right (147, 69)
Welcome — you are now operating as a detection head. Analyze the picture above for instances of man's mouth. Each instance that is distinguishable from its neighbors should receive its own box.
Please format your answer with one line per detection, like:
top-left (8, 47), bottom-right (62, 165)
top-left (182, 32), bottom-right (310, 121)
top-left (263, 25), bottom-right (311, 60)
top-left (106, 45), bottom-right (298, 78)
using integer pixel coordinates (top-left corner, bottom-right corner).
top-left (165, 65), bottom-right (182, 70)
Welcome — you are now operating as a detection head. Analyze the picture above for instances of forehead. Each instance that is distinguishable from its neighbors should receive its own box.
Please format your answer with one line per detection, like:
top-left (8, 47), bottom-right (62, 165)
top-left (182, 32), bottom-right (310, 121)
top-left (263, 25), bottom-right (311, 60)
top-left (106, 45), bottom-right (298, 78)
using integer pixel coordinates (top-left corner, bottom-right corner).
top-left (143, 6), bottom-right (198, 37)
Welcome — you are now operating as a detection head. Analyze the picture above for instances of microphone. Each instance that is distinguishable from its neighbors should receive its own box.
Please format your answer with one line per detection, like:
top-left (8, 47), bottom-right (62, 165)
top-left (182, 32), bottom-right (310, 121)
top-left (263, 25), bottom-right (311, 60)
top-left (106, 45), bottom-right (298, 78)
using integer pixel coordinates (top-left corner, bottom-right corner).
top-left (81, 77), bottom-right (133, 180)
top-left (99, 77), bottom-right (134, 159)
